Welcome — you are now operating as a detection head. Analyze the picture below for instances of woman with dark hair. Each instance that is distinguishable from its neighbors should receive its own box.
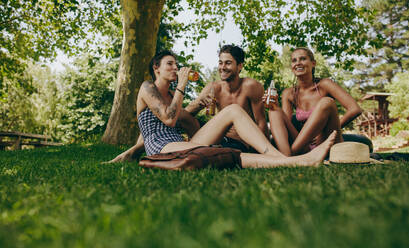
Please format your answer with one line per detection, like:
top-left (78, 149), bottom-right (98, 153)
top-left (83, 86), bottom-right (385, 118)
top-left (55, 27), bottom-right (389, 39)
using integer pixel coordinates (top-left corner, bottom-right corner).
top-left (134, 50), bottom-right (336, 168)
top-left (267, 47), bottom-right (362, 156)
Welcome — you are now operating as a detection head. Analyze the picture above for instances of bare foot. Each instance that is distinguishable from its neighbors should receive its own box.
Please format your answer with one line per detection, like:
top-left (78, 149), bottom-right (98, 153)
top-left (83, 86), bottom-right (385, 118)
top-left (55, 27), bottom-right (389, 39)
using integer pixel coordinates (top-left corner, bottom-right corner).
top-left (240, 131), bottom-right (337, 169)
top-left (298, 131), bottom-right (337, 167)
top-left (102, 150), bottom-right (140, 164)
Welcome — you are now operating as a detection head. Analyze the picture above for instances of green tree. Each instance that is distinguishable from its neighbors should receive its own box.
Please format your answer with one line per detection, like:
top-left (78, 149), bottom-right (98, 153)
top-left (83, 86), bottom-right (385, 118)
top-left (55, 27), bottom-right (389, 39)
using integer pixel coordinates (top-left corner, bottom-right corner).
top-left (385, 72), bottom-right (409, 119)
top-left (0, 63), bottom-right (62, 137)
top-left (27, 65), bottom-right (64, 139)
top-left (352, 0), bottom-right (409, 87)
top-left (104, 0), bottom-right (376, 144)
top-left (58, 55), bottom-right (117, 142)
top-left (0, 0), bottom-right (120, 90)
top-left (0, 74), bottom-right (37, 133)
top-left (2, 0), bottom-right (377, 144)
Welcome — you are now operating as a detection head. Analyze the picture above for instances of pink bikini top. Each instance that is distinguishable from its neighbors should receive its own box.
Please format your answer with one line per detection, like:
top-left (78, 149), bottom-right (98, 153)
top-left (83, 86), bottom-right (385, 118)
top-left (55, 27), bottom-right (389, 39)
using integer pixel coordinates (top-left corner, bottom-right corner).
top-left (295, 82), bottom-right (322, 122)
top-left (296, 108), bottom-right (313, 122)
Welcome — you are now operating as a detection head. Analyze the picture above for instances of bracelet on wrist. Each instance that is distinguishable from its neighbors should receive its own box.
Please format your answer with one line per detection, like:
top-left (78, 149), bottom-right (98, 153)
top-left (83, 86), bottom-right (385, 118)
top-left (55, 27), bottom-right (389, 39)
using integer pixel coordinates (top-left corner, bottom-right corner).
top-left (176, 88), bottom-right (185, 95)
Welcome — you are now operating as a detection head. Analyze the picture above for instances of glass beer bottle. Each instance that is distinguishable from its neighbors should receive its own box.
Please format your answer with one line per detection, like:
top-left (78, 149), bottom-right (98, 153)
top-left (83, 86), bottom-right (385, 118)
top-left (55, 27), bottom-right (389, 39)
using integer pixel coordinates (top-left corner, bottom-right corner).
top-left (188, 71), bottom-right (199, 81)
top-left (206, 86), bottom-right (216, 116)
top-left (265, 80), bottom-right (278, 109)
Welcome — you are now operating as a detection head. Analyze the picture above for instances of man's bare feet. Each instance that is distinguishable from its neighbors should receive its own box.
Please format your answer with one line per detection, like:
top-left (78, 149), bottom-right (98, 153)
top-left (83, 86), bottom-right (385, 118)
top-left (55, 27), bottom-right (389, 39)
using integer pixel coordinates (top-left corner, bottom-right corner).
top-left (240, 131), bottom-right (337, 169)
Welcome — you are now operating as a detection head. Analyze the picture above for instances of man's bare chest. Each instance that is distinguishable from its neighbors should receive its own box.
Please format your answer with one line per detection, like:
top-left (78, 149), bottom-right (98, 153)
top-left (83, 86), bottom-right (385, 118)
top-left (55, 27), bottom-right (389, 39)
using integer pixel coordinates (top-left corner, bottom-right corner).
top-left (217, 93), bottom-right (251, 111)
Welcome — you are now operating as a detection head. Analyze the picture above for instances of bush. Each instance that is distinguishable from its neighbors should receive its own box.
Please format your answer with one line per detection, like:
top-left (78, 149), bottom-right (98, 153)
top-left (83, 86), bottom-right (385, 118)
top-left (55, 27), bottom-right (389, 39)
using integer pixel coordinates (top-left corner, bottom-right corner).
top-left (386, 72), bottom-right (409, 119)
top-left (58, 56), bottom-right (118, 142)
top-left (390, 119), bottom-right (409, 136)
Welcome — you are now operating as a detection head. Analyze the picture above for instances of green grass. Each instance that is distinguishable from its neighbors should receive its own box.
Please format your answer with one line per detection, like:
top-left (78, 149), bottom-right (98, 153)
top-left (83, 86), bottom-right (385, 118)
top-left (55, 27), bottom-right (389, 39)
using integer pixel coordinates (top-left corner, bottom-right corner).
top-left (1, 144), bottom-right (408, 248)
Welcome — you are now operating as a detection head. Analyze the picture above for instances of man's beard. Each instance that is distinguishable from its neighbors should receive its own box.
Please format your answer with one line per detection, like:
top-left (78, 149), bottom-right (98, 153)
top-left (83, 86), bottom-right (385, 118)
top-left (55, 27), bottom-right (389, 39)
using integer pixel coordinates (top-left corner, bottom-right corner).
top-left (220, 70), bottom-right (236, 82)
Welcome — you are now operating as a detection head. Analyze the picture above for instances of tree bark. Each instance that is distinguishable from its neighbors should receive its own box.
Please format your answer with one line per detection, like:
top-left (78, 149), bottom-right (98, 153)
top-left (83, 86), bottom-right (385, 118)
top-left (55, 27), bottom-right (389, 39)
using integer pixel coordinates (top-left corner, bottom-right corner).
top-left (102, 0), bottom-right (165, 145)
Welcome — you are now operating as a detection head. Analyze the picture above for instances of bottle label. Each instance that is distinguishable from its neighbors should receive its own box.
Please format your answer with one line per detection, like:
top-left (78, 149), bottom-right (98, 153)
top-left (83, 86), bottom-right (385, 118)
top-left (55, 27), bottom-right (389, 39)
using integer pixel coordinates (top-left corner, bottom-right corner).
top-left (265, 88), bottom-right (278, 109)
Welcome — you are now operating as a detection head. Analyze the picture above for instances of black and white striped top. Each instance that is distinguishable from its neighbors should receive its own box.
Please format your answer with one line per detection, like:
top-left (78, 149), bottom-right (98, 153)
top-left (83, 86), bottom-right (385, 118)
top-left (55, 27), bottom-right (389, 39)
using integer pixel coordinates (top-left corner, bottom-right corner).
top-left (137, 107), bottom-right (184, 155)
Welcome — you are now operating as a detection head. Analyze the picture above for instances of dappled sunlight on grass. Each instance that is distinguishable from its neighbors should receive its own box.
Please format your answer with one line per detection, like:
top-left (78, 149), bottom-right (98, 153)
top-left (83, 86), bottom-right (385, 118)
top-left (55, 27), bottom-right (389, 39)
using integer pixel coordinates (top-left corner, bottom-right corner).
top-left (0, 144), bottom-right (408, 247)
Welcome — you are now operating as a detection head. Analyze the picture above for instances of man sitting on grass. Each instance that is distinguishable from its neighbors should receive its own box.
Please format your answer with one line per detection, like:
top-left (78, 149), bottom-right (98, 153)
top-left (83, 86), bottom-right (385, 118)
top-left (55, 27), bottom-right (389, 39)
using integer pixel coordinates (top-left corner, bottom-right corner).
top-left (107, 45), bottom-right (268, 162)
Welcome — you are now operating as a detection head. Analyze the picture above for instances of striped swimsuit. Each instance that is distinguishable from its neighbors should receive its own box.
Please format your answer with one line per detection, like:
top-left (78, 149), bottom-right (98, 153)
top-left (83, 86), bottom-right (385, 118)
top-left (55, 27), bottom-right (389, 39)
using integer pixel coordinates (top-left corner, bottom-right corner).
top-left (137, 107), bottom-right (184, 156)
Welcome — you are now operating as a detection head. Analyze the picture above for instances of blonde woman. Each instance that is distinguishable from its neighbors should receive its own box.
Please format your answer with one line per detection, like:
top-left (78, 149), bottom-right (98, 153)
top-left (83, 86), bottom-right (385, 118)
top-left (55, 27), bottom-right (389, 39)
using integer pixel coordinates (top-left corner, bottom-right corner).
top-left (267, 47), bottom-right (361, 156)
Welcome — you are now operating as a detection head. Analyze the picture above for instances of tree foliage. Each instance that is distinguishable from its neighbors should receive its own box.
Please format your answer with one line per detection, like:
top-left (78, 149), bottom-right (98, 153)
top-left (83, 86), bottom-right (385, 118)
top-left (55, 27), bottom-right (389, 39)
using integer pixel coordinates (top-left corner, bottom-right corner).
top-left (1, 0), bottom-right (381, 144)
top-left (0, 64), bottom-right (62, 137)
top-left (0, 0), bottom-right (120, 90)
top-left (351, 0), bottom-right (408, 87)
top-left (385, 72), bottom-right (409, 119)
top-left (183, 0), bottom-right (374, 73)
top-left (59, 55), bottom-right (117, 142)
top-left (0, 56), bottom-right (118, 142)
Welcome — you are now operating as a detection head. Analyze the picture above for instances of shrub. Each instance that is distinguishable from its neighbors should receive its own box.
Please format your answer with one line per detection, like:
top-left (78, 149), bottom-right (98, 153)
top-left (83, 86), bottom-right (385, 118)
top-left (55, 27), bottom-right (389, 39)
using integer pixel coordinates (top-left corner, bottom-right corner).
top-left (390, 119), bottom-right (409, 136)
top-left (386, 72), bottom-right (409, 119)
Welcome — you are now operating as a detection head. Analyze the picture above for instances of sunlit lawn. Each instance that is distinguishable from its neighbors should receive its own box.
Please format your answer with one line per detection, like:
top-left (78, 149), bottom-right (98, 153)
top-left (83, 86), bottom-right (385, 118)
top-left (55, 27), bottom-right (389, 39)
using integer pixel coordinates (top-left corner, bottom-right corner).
top-left (1, 144), bottom-right (408, 248)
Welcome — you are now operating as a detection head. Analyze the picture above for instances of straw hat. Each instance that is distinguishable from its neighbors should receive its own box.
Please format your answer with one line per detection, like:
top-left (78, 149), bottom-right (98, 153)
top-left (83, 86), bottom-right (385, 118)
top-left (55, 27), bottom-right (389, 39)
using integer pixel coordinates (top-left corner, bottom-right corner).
top-left (326, 142), bottom-right (382, 164)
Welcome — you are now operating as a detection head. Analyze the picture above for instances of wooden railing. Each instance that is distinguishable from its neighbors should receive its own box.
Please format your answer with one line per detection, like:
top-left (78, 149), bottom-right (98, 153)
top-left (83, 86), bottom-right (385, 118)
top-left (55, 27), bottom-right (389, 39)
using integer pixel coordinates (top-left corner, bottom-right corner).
top-left (0, 131), bottom-right (63, 150)
top-left (355, 111), bottom-right (397, 137)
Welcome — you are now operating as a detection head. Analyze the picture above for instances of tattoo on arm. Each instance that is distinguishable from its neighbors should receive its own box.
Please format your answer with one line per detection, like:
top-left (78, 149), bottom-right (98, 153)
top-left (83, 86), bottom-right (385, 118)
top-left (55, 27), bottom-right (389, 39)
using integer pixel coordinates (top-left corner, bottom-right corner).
top-left (151, 107), bottom-right (161, 118)
top-left (143, 82), bottom-right (165, 118)
top-left (143, 82), bottom-right (179, 120)
top-left (168, 102), bottom-right (177, 119)
top-left (145, 83), bottom-right (162, 101)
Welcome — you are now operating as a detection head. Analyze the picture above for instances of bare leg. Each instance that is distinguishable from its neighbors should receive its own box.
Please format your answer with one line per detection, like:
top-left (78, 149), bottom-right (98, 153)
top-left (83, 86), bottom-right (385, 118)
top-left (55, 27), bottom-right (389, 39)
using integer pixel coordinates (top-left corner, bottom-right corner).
top-left (105, 135), bottom-right (145, 163)
top-left (107, 109), bottom-right (200, 163)
top-left (291, 97), bottom-right (342, 154)
top-left (163, 104), bottom-right (285, 157)
top-left (268, 108), bottom-right (299, 156)
top-left (241, 131), bottom-right (336, 168)
top-left (178, 109), bottom-right (200, 138)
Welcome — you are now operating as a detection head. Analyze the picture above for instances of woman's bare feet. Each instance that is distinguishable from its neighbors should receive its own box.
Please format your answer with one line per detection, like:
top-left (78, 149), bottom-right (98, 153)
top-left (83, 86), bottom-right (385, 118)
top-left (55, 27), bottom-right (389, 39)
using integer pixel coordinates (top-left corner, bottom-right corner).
top-left (103, 148), bottom-right (142, 164)
top-left (297, 131), bottom-right (337, 167)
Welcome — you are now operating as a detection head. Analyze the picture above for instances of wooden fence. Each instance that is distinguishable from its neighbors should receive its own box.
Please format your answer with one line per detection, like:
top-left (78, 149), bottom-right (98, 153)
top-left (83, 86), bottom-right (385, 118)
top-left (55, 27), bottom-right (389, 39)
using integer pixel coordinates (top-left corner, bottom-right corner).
top-left (0, 131), bottom-right (63, 150)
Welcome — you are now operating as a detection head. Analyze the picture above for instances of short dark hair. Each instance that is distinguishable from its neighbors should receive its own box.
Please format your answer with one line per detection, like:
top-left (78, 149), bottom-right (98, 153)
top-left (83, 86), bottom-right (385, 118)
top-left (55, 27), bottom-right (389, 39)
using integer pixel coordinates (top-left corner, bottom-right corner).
top-left (149, 50), bottom-right (176, 81)
top-left (218, 45), bottom-right (245, 64)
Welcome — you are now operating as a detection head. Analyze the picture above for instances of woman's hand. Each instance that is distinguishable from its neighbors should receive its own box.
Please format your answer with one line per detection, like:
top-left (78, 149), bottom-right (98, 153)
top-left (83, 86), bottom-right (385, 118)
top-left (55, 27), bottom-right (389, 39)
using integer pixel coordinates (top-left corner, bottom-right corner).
top-left (262, 90), bottom-right (278, 110)
top-left (177, 67), bottom-right (191, 91)
top-left (262, 91), bottom-right (268, 105)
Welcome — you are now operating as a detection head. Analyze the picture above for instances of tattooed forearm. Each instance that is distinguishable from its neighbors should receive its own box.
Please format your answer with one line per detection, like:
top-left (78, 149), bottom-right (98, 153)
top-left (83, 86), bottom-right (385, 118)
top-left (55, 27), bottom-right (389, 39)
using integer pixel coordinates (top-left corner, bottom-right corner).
top-left (142, 82), bottom-right (180, 121)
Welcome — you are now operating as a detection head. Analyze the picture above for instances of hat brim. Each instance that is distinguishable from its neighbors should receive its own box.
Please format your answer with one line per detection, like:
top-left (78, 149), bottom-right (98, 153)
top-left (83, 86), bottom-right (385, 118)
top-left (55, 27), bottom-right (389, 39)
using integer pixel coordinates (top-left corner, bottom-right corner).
top-left (323, 158), bottom-right (383, 166)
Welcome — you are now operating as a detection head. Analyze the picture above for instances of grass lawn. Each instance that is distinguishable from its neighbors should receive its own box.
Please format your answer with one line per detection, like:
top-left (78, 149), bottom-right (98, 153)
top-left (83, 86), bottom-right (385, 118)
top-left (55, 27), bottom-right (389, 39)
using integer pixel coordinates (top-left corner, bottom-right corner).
top-left (1, 144), bottom-right (408, 248)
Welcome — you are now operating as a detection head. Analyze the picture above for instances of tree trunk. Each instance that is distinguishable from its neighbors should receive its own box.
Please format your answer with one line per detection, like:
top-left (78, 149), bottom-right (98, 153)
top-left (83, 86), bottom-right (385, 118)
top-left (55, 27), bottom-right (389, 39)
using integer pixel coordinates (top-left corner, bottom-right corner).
top-left (102, 0), bottom-right (165, 145)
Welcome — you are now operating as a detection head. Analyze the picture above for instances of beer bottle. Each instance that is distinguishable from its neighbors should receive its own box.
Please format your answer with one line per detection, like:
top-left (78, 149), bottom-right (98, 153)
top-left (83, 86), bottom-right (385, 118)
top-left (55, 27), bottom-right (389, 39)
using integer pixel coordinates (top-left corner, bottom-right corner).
top-left (265, 80), bottom-right (278, 109)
